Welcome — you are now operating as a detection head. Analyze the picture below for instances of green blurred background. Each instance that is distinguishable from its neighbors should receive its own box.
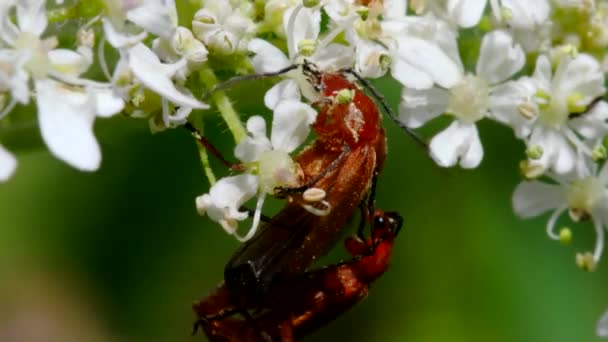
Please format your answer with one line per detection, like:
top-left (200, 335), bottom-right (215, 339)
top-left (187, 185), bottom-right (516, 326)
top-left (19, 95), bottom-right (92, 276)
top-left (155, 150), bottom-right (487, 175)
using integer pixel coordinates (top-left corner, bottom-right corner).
top-left (1, 77), bottom-right (607, 342)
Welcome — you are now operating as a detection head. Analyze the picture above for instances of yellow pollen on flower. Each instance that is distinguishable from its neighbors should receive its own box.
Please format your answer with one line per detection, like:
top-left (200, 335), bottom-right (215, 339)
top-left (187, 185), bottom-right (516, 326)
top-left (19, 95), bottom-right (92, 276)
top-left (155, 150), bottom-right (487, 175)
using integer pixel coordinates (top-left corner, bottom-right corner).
top-left (526, 145), bottom-right (544, 160)
top-left (519, 160), bottom-right (545, 179)
top-left (576, 251), bottom-right (597, 271)
top-left (534, 89), bottom-right (551, 110)
top-left (298, 39), bottom-right (317, 57)
top-left (559, 227), bottom-right (573, 244)
top-left (379, 54), bottom-right (391, 69)
top-left (566, 92), bottom-right (587, 113)
top-left (303, 0), bottom-right (320, 8)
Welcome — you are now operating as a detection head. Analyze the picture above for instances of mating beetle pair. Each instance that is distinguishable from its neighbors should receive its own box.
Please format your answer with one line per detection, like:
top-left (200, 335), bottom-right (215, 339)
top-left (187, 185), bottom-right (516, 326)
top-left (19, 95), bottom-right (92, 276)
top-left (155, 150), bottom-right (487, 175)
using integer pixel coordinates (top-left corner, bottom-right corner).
top-left (190, 62), bottom-right (420, 341)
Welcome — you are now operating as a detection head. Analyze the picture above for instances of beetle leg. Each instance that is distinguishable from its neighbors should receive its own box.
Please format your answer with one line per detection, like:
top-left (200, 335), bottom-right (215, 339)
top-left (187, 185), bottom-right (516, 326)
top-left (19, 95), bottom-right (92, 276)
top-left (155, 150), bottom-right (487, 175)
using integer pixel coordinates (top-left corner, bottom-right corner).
top-left (202, 64), bottom-right (301, 101)
top-left (357, 169), bottom-right (379, 240)
top-left (185, 122), bottom-right (245, 171)
top-left (240, 309), bottom-right (275, 342)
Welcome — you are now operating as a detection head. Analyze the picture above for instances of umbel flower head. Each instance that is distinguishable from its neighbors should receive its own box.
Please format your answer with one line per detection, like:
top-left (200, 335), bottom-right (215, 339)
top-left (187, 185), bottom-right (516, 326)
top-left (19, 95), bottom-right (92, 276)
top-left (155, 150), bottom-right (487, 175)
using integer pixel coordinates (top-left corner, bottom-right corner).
top-left (1, 0), bottom-right (608, 337)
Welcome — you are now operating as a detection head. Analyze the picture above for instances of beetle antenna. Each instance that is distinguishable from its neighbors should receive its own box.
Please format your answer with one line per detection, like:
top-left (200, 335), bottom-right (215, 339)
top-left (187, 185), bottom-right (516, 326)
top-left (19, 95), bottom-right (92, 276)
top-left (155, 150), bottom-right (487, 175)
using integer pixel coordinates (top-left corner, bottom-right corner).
top-left (202, 64), bottom-right (300, 101)
top-left (339, 68), bottom-right (428, 151)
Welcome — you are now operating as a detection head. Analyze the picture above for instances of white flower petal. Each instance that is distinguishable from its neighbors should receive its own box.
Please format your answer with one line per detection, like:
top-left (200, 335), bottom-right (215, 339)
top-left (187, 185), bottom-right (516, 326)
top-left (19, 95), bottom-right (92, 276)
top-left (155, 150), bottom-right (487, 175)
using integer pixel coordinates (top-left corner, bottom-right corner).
top-left (264, 79), bottom-right (301, 110)
top-left (128, 43), bottom-right (208, 109)
top-left (598, 309), bottom-right (608, 337)
top-left (391, 58), bottom-right (434, 90)
top-left (354, 40), bottom-right (388, 79)
top-left (235, 116), bottom-right (272, 163)
top-left (532, 55), bottom-right (552, 91)
top-left (0, 143), bottom-right (17, 181)
top-left (196, 174), bottom-right (258, 235)
top-left (399, 87), bottom-right (449, 128)
top-left (248, 38), bottom-right (291, 74)
top-left (512, 181), bottom-right (566, 218)
top-left (429, 121), bottom-right (483, 168)
top-left (396, 37), bottom-right (463, 88)
top-left (501, 0), bottom-right (550, 30)
top-left (247, 115), bottom-right (267, 138)
top-left (35, 79), bottom-right (101, 171)
top-left (48, 49), bottom-right (91, 77)
top-left (93, 88), bottom-right (125, 117)
top-left (383, 0), bottom-right (407, 19)
top-left (0, 50), bottom-right (30, 104)
top-left (271, 100), bottom-right (317, 153)
top-left (553, 54), bottom-right (605, 102)
top-left (102, 18), bottom-right (147, 49)
top-left (126, 0), bottom-right (177, 39)
top-left (569, 101), bottom-right (608, 139)
top-left (476, 30), bottom-right (525, 85)
top-left (17, 0), bottom-right (47, 36)
top-left (488, 80), bottom-right (536, 138)
top-left (447, 0), bottom-right (487, 28)
top-left (310, 43), bottom-right (354, 71)
top-left (529, 127), bottom-right (576, 175)
top-left (283, 6), bottom-right (320, 58)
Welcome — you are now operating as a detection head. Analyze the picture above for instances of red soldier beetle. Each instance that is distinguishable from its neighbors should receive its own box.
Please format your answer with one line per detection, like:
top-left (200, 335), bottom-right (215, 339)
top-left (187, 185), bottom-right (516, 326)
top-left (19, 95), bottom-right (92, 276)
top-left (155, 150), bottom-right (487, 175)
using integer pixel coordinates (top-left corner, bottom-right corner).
top-left (189, 60), bottom-right (425, 337)
top-left (193, 209), bottom-right (403, 342)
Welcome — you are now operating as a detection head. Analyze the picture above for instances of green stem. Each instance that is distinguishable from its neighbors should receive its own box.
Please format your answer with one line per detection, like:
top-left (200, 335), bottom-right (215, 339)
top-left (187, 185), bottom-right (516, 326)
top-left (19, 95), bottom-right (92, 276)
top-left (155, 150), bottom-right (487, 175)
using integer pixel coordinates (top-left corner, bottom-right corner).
top-left (198, 68), bottom-right (247, 144)
top-left (195, 121), bottom-right (217, 186)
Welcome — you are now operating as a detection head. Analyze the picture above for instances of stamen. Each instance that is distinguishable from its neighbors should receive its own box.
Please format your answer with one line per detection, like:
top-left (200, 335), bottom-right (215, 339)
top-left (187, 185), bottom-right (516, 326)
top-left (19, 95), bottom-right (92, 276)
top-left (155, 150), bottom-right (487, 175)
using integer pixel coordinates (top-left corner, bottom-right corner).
top-left (235, 193), bottom-right (266, 242)
top-left (97, 36), bottom-right (112, 81)
top-left (546, 205), bottom-right (568, 240)
top-left (576, 251), bottom-right (597, 271)
top-left (559, 227), bottom-right (573, 244)
top-left (526, 145), bottom-right (544, 160)
top-left (0, 98), bottom-right (17, 120)
top-left (592, 217), bottom-right (605, 264)
top-left (302, 200), bottom-right (331, 216)
top-left (303, 187), bottom-right (326, 202)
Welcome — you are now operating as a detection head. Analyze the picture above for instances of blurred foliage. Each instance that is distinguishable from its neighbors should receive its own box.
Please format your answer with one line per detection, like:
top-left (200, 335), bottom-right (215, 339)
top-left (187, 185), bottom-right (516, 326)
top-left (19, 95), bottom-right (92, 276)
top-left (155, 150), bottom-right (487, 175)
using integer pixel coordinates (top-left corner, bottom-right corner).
top-left (0, 77), bottom-right (607, 342)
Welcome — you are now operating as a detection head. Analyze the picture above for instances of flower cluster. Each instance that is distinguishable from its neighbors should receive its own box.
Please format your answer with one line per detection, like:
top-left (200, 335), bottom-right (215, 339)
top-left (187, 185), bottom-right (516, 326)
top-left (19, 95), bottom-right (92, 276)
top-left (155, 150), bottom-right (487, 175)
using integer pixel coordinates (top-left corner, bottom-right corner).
top-left (1, 0), bottom-right (608, 336)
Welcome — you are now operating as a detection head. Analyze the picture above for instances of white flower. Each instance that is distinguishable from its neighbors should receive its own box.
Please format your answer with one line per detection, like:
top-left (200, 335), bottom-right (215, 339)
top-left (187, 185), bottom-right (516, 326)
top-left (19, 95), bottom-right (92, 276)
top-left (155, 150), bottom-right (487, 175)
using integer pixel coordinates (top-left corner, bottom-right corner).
top-left (126, 0), bottom-right (178, 40)
top-left (35, 49), bottom-right (125, 170)
top-left (325, 1), bottom-right (463, 88)
top-left (513, 158), bottom-right (608, 270)
top-left (0, 1), bottom-right (125, 172)
top-left (399, 30), bottom-right (525, 168)
top-left (192, 0), bottom-right (256, 55)
top-left (248, 4), bottom-right (354, 108)
top-left (197, 101), bottom-right (316, 241)
top-left (411, 0), bottom-right (496, 28)
top-left (446, 0), bottom-right (490, 28)
top-left (497, 0), bottom-right (552, 53)
top-left (195, 174), bottom-right (258, 240)
top-left (127, 43), bottom-right (207, 109)
top-left (516, 54), bottom-right (606, 176)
